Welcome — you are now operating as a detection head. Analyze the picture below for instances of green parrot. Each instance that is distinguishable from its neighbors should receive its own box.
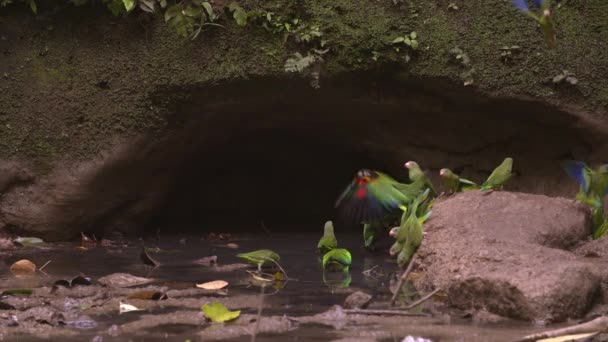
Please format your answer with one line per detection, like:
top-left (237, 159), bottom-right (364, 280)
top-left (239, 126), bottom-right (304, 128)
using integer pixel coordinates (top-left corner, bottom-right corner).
top-left (594, 220), bottom-right (608, 240)
top-left (322, 248), bottom-right (352, 272)
top-left (404, 161), bottom-right (437, 197)
top-left (561, 160), bottom-right (608, 208)
top-left (236, 249), bottom-right (280, 271)
top-left (480, 157), bottom-right (514, 191)
top-left (439, 168), bottom-right (478, 194)
top-left (335, 169), bottom-right (425, 249)
top-left (317, 221), bottom-right (338, 254)
top-left (512, 0), bottom-right (556, 48)
top-left (592, 206), bottom-right (607, 239)
top-left (395, 189), bottom-right (432, 267)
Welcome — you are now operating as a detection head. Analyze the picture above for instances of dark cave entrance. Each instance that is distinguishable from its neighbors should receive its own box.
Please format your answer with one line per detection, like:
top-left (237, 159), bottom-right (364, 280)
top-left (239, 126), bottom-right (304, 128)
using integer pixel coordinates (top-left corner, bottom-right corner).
top-left (147, 127), bottom-right (400, 233)
top-left (29, 75), bottom-right (608, 240)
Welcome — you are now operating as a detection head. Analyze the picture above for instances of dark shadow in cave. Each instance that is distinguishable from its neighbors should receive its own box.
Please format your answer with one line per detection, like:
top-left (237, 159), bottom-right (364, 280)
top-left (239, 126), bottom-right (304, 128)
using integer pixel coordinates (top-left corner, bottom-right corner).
top-left (147, 127), bottom-right (399, 233)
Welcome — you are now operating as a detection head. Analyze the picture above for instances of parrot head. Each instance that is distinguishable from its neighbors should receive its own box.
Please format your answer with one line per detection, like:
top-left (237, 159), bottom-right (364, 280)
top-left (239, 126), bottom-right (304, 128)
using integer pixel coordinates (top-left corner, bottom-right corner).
top-left (439, 168), bottom-right (452, 177)
top-left (388, 226), bottom-right (399, 238)
top-left (355, 169), bottom-right (378, 184)
top-left (323, 221), bottom-right (334, 235)
top-left (404, 161), bottom-right (419, 170)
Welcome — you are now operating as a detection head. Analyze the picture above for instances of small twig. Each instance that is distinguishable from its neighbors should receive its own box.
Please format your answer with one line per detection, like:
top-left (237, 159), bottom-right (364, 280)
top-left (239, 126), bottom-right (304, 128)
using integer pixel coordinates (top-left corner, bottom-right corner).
top-left (516, 316), bottom-right (608, 342)
top-left (400, 288), bottom-right (440, 310)
top-left (344, 309), bottom-right (429, 317)
top-left (390, 253), bottom-right (418, 307)
top-left (36, 260), bottom-right (52, 276)
top-left (260, 220), bottom-right (271, 234)
top-left (260, 256), bottom-right (289, 280)
top-left (250, 285), bottom-right (265, 342)
top-left (362, 265), bottom-right (379, 276)
top-left (38, 260), bottom-right (51, 271)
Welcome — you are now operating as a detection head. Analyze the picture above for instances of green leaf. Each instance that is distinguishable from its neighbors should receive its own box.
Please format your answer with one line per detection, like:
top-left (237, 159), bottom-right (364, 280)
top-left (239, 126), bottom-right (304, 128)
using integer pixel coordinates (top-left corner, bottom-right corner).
top-left (164, 4), bottom-right (181, 22)
top-left (159, 0), bottom-right (167, 8)
top-left (392, 36), bottom-right (405, 44)
top-left (410, 40), bottom-right (419, 49)
top-left (410, 31), bottom-right (417, 39)
top-left (122, 0), bottom-right (135, 11)
top-left (201, 302), bottom-right (241, 323)
top-left (14, 236), bottom-right (45, 247)
top-left (183, 6), bottom-right (203, 17)
top-left (403, 37), bottom-right (411, 46)
top-left (2, 288), bottom-right (33, 296)
top-left (202, 2), bottom-right (215, 20)
top-left (28, 0), bottom-right (36, 13)
top-left (232, 6), bottom-right (247, 26)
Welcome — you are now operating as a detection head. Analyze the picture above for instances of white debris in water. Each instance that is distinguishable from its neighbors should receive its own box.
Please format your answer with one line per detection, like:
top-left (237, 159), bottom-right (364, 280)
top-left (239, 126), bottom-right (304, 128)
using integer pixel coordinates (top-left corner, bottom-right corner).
top-left (402, 336), bottom-right (433, 342)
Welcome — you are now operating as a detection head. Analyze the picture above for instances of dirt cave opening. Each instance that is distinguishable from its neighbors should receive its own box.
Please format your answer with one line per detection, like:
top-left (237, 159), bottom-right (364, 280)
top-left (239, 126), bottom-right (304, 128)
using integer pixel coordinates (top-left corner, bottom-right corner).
top-left (7, 76), bottom-right (608, 241)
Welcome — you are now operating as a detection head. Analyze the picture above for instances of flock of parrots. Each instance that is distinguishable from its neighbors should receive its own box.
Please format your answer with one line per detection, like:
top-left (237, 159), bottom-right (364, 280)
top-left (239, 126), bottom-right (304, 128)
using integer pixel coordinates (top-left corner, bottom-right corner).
top-left (230, 0), bottom-right (600, 284)
top-left (235, 158), bottom-right (608, 276)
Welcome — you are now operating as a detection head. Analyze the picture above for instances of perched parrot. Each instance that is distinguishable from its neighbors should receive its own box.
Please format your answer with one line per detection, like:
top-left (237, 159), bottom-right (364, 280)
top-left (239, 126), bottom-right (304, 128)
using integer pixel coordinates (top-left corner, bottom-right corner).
top-left (439, 168), bottom-right (478, 194)
top-left (592, 206), bottom-right (607, 239)
top-left (594, 221), bottom-right (608, 240)
top-left (317, 221), bottom-right (338, 254)
top-left (480, 157), bottom-right (514, 191)
top-left (236, 249), bottom-right (280, 271)
top-left (395, 189), bottom-right (432, 267)
top-left (512, 0), bottom-right (556, 48)
top-left (561, 160), bottom-right (608, 208)
top-left (322, 248), bottom-right (352, 272)
top-left (404, 161), bottom-right (437, 197)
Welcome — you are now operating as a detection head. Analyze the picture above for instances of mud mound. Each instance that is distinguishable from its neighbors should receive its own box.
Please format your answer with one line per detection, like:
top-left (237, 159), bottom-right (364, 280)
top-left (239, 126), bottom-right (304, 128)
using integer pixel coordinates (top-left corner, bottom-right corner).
top-left (416, 190), bottom-right (600, 322)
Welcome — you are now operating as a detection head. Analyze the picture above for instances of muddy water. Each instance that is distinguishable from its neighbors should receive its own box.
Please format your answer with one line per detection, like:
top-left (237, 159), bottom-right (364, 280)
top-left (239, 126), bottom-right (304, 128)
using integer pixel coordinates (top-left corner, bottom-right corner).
top-left (0, 232), bottom-right (547, 341)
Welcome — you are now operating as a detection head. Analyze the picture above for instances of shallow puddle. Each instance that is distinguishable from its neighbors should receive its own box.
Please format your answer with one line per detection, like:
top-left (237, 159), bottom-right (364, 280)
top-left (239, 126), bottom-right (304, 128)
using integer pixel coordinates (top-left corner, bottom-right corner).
top-left (0, 232), bottom-right (548, 341)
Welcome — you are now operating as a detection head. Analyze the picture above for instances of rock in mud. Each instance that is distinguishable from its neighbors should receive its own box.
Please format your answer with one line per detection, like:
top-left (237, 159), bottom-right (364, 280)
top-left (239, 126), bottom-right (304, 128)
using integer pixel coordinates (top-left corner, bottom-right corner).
top-left (97, 273), bottom-right (154, 288)
top-left (416, 191), bottom-right (600, 323)
top-left (344, 291), bottom-right (372, 309)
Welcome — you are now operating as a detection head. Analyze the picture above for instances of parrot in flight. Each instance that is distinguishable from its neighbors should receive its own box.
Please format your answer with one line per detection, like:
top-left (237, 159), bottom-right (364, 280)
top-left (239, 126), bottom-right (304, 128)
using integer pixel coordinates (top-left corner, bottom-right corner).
top-left (335, 169), bottom-right (425, 249)
top-left (439, 168), bottom-right (478, 194)
top-left (404, 161), bottom-right (437, 197)
top-left (561, 160), bottom-right (608, 208)
top-left (480, 157), bottom-right (514, 191)
top-left (512, 0), bottom-right (556, 48)
top-left (317, 221), bottom-right (338, 254)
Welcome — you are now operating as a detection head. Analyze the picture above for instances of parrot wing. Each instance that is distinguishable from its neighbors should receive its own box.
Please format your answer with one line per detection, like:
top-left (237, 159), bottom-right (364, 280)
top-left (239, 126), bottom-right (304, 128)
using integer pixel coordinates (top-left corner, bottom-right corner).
top-left (561, 160), bottom-right (590, 192)
top-left (322, 248), bottom-right (352, 269)
top-left (335, 173), bottom-right (407, 222)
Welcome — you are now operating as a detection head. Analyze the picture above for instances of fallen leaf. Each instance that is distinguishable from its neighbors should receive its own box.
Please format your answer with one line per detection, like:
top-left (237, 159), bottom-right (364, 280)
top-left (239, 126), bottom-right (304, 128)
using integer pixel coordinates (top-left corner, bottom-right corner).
top-left (10, 259), bottom-right (36, 277)
top-left (140, 247), bottom-right (160, 267)
top-left (127, 290), bottom-right (168, 300)
top-left (1, 289), bottom-right (33, 296)
top-left (97, 273), bottom-right (154, 288)
top-left (13, 237), bottom-right (45, 247)
top-left (201, 302), bottom-right (240, 323)
top-left (225, 243), bottom-right (239, 249)
top-left (196, 280), bottom-right (228, 290)
top-left (119, 302), bottom-right (142, 314)
top-left (538, 332), bottom-right (599, 342)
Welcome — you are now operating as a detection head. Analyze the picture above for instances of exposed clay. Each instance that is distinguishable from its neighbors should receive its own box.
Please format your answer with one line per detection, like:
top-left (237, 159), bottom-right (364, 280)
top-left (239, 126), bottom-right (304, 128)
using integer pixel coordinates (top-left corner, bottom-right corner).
top-left (416, 190), bottom-right (603, 323)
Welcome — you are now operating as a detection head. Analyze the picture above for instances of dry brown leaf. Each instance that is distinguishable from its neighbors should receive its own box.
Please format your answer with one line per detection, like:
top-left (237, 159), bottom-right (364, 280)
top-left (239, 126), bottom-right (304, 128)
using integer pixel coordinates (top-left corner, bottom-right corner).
top-left (127, 290), bottom-right (168, 300)
top-left (10, 259), bottom-right (36, 277)
top-left (196, 280), bottom-right (228, 290)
